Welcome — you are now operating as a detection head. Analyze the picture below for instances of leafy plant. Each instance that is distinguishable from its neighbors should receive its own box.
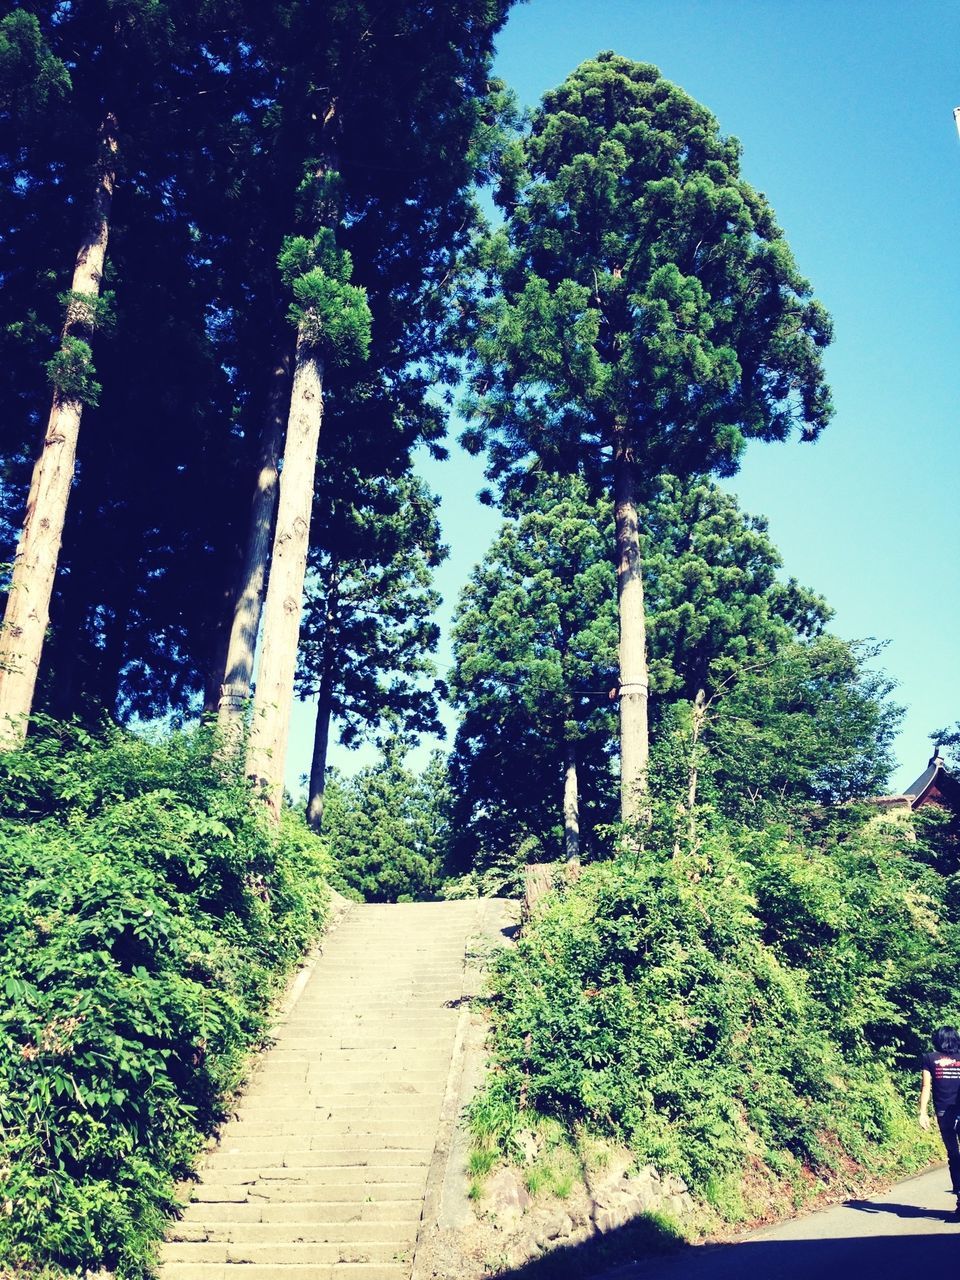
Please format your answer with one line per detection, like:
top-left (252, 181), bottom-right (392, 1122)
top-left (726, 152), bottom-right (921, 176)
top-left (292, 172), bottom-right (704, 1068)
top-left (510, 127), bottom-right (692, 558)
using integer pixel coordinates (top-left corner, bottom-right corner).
top-left (476, 810), bottom-right (949, 1217)
top-left (0, 720), bottom-right (331, 1277)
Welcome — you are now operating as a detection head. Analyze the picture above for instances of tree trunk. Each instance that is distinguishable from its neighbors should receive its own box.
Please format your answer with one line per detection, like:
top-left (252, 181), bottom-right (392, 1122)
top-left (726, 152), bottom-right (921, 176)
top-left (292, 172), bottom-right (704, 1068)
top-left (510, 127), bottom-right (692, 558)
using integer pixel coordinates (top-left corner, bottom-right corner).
top-left (306, 671), bottom-right (333, 832)
top-left (614, 435), bottom-right (650, 823)
top-left (0, 113), bottom-right (118, 749)
top-left (563, 737), bottom-right (580, 863)
top-left (685, 686), bottom-right (707, 846)
top-left (245, 333), bottom-right (324, 816)
top-left (216, 343), bottom-right (294, 735)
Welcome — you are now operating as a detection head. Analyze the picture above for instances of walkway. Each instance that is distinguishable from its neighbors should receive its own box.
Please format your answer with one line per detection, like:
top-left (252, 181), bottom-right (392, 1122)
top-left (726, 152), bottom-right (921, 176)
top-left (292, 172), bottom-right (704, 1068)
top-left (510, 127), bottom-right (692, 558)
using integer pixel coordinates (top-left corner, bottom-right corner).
top-left (161, 899), bottom-right (505, 1280)
top-left (598, 1166), bottom-right (959, 1280)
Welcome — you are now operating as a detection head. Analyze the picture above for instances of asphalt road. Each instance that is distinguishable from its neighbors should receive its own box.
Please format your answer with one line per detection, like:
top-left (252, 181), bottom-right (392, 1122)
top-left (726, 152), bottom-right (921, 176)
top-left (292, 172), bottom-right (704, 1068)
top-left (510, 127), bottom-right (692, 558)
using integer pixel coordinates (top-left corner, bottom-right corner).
top-left (613, 1166), bottom-right (959, 1280)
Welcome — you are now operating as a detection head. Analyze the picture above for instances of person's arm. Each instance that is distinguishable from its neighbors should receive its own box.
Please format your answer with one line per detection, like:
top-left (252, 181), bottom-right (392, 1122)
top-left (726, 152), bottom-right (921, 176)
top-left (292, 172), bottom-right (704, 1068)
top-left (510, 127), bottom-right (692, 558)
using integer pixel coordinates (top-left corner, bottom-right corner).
top-left (920, 1068), bottom-right (933, 1130)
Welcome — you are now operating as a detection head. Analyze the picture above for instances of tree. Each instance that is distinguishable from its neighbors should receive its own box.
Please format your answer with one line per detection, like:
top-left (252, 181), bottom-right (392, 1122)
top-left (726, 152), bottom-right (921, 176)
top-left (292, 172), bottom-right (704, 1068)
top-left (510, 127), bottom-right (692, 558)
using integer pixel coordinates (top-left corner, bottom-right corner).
top-left (0, 0), bottom-right (222, 746)
top-left (637, 474), bottom-right (830, 826)
top-left (461, 53), bottom-right (833, 820)
top-left (234, 1), bottom-right (512, 808)
top-left (0, 3), bottom-right (512, 751)
top-left (449, 475), bottom-right (617, 867)
top-left (448, 473), bottom-right (837, 868)
top-left (296, 468), bottom-right (447, 831)
top-left (244, 212), bottom-right (371, 810)
top-left (322, 746), bottom-right (450, 902)
top-left (0, 9), bottom-right (111, 746)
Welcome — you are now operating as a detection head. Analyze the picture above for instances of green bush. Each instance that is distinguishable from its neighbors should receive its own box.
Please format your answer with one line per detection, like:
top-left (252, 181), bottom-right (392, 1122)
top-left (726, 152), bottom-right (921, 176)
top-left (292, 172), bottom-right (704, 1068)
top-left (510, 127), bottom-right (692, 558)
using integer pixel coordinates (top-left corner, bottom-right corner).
top-left (0, 721), bottom-right (330, 1277)
top-left (478, 813), bottom-right (947, 1210)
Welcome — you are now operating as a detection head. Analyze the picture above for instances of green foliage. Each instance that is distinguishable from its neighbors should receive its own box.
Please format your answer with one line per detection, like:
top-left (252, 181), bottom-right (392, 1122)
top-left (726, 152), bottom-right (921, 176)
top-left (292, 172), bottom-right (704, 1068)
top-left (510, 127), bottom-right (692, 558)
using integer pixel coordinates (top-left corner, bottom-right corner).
top-left (44, 336), bottom-right (102, 406)
top-left (448, 474), bottom-right (617, 870)
top-left (695, 637), bottom-right (901, 819)
top-left (0, 10), bottom-right (70, 116)
top-left (0, 720), bottom-right (330, 1277)
top-left (280, 228), bottom-right (373, 363)
top-left (59, 289), bottom-right (116, 335)
top-left (321, 747), bottom-right (450, 902)
top-left (478, 813), bottom-right (948, 1210)
top-left (448, 472), bottom-right (894, 870)
top-left (289, 272), bottom-right (372, 363)
top-left (278, 230), bottom-right (348, 286)
top-left (640, 476), bottom-right (830, 701)
top-left (462, 53), bottom-right (833, 496)
top-left (1, 0), bottom-right (510, 726)
top-left (297, 469), bottom-right (446, 764)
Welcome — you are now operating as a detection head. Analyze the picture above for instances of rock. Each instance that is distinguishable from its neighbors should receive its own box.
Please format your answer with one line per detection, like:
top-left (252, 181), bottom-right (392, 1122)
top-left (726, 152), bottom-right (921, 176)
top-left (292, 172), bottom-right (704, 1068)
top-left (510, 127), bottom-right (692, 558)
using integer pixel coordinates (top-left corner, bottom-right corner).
top-left (516, 1129), bottom-right (540, 1163)
top-left (595, 1203), bottom-right (632, 1234)
top-left (567, 1202), bottom-right (591, 1228)
top-left (485, 1168), bottom-right (533, 1222)
top-left (535, 1210), bottom-right (573, 1247)
top-left (623, 1172), bottom-right (659, 1204)
top-left (506, 1236), bottom-right (540, 1269)
top-left (663, 1173), bottom-right (688, 1196)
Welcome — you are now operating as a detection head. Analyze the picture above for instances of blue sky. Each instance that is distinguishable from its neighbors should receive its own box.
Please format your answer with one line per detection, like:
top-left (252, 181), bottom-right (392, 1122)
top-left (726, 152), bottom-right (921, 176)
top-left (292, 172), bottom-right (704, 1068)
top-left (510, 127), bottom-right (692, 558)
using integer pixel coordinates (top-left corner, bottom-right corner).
top-left (289, 0), bottom-right (959, 795)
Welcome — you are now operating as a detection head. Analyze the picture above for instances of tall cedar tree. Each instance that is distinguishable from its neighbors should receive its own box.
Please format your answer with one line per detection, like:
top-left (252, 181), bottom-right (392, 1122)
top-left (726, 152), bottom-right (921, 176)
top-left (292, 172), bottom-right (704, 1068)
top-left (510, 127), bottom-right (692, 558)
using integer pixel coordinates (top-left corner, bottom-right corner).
top-left (461, 54), bottom-right (833, 820)
top-left (296, 467), bottom-right (446, 831)
top-left (220, 1), bottom-right (510, 809)
top-left (448, 473), bottom-right (832, 870)
top-left (0, 1), bottom-right (220, 744)
top-left (1, 4), bottom-right (510, 738)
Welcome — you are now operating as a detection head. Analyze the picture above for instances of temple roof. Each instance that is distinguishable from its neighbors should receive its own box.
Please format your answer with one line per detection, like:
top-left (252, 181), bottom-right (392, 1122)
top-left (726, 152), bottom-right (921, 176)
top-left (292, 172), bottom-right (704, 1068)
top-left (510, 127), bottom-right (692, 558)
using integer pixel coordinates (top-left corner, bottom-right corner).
top-left (904, 751), bottom-right (959, 810)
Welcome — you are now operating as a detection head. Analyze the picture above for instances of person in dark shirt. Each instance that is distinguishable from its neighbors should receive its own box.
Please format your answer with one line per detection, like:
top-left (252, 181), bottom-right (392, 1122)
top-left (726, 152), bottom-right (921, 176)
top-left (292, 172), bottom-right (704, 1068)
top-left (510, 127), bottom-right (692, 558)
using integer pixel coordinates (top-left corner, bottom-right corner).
top-left (919, 1024), bottom-right (960, 1217)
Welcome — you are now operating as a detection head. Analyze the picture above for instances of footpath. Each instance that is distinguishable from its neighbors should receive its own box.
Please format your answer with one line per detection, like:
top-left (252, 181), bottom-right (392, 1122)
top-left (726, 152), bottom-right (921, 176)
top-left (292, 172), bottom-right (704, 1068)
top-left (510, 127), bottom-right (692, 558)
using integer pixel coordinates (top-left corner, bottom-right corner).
top-left (160, 898), bottom-right (513, 1280)
top-left (601, 1166), bottom-right (958, 1280)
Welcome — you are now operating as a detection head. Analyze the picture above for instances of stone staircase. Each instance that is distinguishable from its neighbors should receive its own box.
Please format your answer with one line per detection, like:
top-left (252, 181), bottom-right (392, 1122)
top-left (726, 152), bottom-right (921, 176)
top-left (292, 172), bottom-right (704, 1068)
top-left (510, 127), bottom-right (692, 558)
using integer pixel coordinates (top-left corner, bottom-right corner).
top-left (161, 899), bottom-right (496, 1280)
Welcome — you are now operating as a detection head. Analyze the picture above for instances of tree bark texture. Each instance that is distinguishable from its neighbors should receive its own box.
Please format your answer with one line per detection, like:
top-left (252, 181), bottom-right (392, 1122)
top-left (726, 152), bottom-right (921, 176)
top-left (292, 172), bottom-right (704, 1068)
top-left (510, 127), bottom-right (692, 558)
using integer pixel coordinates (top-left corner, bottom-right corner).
top-left (614, 437), bottom-right (650, 823)
top-left (563, 738), bottom-right (580, 863)
top-left (245, 334), bottom-right (324, 815)
top-left (0, 114), bottom-right (118, 750)
top-left (687, 687), bottom-right (707, 814)
top-left (306, 672), bottom-right (333, 832)
top-left (217, 344), bottom-right (294, 735)
top-left (685, 685), bottom-right (708, 847)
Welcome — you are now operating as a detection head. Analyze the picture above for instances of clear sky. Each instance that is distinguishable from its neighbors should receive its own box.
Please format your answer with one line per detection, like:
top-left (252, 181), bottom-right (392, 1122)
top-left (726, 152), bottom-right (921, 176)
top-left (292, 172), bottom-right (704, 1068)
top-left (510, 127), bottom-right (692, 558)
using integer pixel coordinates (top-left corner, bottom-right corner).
top-left (288, 0), bottom-right (959, 796)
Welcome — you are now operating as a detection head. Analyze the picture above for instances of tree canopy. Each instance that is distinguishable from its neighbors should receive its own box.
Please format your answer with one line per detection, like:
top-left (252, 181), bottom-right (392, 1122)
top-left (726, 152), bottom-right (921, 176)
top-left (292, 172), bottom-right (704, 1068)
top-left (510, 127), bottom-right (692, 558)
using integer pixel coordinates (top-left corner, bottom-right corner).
top-left (460, 52), bottom-right (833, 816)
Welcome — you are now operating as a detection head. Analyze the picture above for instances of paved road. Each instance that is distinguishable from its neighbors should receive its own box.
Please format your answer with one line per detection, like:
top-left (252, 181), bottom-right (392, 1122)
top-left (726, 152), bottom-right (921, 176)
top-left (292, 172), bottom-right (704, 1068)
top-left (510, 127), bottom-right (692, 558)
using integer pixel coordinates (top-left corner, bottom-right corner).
top-left (610, 1166), bottom-right (959, 1280)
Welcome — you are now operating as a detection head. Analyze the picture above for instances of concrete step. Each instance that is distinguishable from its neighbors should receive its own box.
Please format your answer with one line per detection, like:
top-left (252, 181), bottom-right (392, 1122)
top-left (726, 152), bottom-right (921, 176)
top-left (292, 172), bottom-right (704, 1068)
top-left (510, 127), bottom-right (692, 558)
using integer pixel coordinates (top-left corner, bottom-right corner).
top-left (201, 1159), bottom-right (430, 1180)
top-left (209, 1144), bottom-right (432, 1162)
top-left (169, 1222), bottom-right (418, 1245)
top-left (276, 1019), bottom-right (457, 1033)
top-left (229, 1100), bottom-right (442, 1121)
top-left (161, 1265), bottom-right (406, 1280)
top-left (232, 1092), bottom-right (441, 1110)
top-left (161, 899), bottom-right (492, 1280)
top-left (235, 1089), bottom-right (443, 1110)
top-left (250, 1051), bottom-right (452, 1068)
top-left (219, 1124), bottom-right (432, 1143)
top-left (242, 1070), bottom-right (447, 1087)
top-left (178, 1200), bottom-right (422, 1226)
top-left (190, 1181), bottom-right (425, 1204)
top-left (162, 1242), bottom-right (409, 1265)
top-left (225, 1121), bottom-right (435, 1138)
top-left (270, 1041), bottom-right (453, 1054)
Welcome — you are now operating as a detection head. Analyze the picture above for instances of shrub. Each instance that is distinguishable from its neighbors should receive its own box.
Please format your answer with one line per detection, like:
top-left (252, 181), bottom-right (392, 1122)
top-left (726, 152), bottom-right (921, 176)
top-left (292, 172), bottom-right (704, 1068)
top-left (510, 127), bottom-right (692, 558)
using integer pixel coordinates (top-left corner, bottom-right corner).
top-left (478, 813), bottom-right (947, 1211)
top-left (0, 721), bottom-right (330, 1277)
